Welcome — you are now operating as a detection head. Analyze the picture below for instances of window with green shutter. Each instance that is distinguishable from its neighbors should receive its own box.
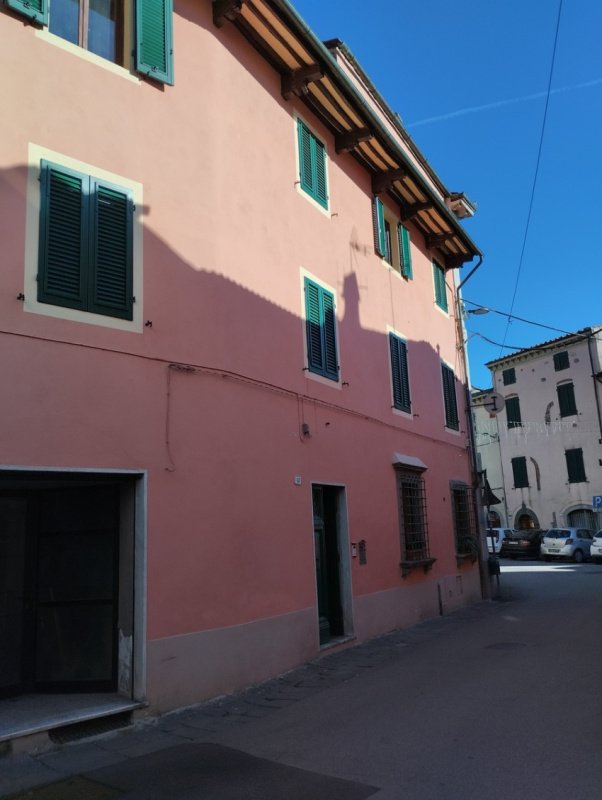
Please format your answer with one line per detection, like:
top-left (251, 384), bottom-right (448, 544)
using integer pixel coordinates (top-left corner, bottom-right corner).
top-left (38, 161), bottom-right (133, 321)
top-left (433, 262), bottom-right (448, 311)
top-left (511, 456), bottom-right (529, 488)
top-left (297, 119), bottom-right (328, 209)
top-left (5, 0), bottom-right (47, 24)
top-left (371, 197), bottom-right (386, 256)
top-left (441, 363), bottom-right (459, 430)
top-left (557, 382), bottom-right (577, 417)
top-left (505, 396), bottom-right (522, 429)
top-left (389, 334), bottom-right (411, 413)
top-left (397, 224), bottom-right (413, 279)
top-left (566, 448), bottom-right (586, 483)
top-left (304, 278), bottom-right (338, 381)
top-left (6, 0), bottom-right (174, 84)
top-left (554, 351), bottom-right (570, 371)
top-left (502, 368), bottom-right (516, 386)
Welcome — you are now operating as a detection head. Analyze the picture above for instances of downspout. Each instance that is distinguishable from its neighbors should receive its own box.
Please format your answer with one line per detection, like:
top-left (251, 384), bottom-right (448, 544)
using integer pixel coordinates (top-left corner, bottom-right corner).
top-left (453, 256), bottom-right (493, 599)
top-left (586, 332), bottom-right (602, 443)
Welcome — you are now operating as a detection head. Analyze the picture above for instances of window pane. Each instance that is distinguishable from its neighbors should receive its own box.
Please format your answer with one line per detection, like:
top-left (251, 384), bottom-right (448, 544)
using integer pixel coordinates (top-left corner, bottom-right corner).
top-left (88, 0), bottom-right (117, 61)
top-left (49, 0), bottom-right (80, 46)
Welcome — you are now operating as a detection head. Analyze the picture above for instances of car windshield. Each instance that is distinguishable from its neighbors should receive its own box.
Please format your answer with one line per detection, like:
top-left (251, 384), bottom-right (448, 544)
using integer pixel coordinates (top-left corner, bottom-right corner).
top-left (545, 529), bottom-right (570, 539)
top-left (595, 533), bottom-right (602, 540)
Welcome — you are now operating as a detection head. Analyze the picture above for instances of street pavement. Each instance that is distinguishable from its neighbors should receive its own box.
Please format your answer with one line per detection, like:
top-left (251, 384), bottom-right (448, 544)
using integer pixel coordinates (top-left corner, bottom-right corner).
top-left (3, 561), bottom-right (602, 799)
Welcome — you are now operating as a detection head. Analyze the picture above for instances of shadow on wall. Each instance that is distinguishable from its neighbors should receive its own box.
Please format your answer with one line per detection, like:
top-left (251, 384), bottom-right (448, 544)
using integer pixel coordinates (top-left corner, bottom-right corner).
top-left (0, 162), bottom-right (469, 465)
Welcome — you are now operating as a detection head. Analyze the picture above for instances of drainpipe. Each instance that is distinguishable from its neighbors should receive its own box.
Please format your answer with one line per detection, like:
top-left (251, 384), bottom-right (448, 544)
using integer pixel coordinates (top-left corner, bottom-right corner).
top-left (452, 257), bottom-right (494, 599)
top-left (587, 332), bottom-right (602, 527)
top-left (586, 331), bottom-right (602, 442)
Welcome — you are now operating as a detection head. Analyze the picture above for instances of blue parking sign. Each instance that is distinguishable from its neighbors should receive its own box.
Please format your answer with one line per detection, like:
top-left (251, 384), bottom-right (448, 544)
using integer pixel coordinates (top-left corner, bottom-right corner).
top-left (593, 495), bottom-right (602, 510)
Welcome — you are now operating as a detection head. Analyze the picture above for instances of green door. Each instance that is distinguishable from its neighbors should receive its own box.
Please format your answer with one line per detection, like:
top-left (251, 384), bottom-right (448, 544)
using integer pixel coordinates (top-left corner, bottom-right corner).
top-left (312, 486), bottom-right (343, 645)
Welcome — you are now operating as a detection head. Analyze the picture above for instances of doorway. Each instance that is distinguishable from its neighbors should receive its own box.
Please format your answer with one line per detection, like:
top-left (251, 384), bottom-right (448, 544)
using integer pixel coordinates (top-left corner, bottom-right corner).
top-left (0, 476), bottom-right (135, 699)
top-left (312, 485), bottom-right (350, 646)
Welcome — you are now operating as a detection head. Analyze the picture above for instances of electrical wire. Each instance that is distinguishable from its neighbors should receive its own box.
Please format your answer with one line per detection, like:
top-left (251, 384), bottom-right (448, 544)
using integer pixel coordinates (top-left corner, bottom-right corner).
top-left (463, 299), bottom-right (573, 336)
top-left (499, 0), bottom-right (564, 355)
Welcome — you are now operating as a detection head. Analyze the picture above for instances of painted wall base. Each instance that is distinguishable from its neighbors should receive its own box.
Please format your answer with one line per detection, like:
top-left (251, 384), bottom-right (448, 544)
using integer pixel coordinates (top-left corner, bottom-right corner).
top-left (147, 570), bottom-right (481, 715)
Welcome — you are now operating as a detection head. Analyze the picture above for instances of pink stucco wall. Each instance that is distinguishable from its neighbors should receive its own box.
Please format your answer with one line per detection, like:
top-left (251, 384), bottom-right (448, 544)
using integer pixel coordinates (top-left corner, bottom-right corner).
top-left (0, 0), bottom-right (478, 710)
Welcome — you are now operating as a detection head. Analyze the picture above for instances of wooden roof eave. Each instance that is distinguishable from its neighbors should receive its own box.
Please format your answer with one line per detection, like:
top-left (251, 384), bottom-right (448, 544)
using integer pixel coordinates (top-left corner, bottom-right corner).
top-left (212, 0), bottom-right (482, 266)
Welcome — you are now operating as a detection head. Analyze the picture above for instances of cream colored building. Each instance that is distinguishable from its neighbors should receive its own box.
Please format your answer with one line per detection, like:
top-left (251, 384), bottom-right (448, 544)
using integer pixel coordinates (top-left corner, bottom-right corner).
top-left (478, 328), bottom-right (602, 531)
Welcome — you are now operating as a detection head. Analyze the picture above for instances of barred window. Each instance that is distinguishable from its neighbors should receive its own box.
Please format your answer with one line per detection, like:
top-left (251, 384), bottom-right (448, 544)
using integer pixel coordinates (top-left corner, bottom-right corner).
top-left (451, 484), bottom-right (477, 553)
top-left (396, 469), bottom-right (429, 562)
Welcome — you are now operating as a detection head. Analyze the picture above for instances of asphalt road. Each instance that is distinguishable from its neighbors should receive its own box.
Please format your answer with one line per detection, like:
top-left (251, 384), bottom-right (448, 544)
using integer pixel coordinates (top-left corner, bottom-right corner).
top-left (4, 560), bottom-right (602, 799)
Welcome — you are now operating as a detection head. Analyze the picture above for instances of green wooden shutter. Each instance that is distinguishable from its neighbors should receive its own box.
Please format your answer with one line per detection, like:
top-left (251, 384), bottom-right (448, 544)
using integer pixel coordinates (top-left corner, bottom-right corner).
top-left (38, 162), bottom-right (88, 311)
top-left (557, 382), bottom-right (577, 417)
top-left (305, 279), bottom-right (338, 381)
top-left (502, 367), bottom-right (516, 385)
top-left (505, 396), bottom-right (522, 428)
top-left (298, 120), bottom-right (313, 196)
top-left (390, 334), bottom-right (411, 412)
top-left (372, 197), bottom-right (386, 256)
top-left (322, 290), bottom-right (338, 380)
top-left (305, 278), bottom-right (324, 373)
top-left (511, 457), bottom-right (528, 488)
top-left (397, 224), bottom-right (412, 278)
top-left (135, 0), bottom-right (174, 85)
top-left (313, 138), bottom-right (328, 208)
top-left (5, 0), bottom-right (47, 24)
top-left (566, 448), bottom-right (586, 483)
top-left (554, 351), bottom-right (569, 371)
top-left (89, 181), bottom-right (134, 320)
top-left (442, 364), bottom-right (459, 429)
top-left (434, 262), bottom-right (448, 311)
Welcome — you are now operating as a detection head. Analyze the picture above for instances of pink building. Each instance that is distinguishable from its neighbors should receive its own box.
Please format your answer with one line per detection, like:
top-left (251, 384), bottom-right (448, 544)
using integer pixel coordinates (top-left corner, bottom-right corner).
top-left (0, 0), bottom-right (483, 747)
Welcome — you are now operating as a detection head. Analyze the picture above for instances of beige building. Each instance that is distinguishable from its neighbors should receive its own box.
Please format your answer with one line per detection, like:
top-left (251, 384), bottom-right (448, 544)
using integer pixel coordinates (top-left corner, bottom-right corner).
top-left (476, 328), bottom-right (602, 531)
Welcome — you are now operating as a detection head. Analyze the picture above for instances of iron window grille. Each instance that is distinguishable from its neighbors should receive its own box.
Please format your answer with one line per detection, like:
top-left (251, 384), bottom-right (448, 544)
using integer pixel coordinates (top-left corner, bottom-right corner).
top-left (451, 484), bottom-right (477, 554)
top-left (396, 469), bottom-right (430, 562)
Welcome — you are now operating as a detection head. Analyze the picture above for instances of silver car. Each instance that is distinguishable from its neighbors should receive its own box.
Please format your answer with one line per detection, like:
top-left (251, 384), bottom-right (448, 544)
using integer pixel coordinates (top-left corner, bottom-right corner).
top-left (590, 531), bottom-right (602, 563)
top-left (540, 528), bottom-right (593, 563)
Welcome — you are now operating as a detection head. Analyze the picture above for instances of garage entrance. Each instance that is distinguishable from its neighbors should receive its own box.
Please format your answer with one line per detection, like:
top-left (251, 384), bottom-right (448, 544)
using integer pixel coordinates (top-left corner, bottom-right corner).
top-left (0, 472), bottom-right (140, 700)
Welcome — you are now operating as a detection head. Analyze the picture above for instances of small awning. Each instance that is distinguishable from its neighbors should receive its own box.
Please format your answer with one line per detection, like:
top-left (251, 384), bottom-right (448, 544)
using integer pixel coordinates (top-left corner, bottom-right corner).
top-left (392, 453), bottom-right (427, 471)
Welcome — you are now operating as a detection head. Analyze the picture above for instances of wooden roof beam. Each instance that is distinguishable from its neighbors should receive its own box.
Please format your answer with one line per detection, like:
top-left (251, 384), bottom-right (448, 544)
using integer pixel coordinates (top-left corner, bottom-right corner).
top-left (399, 200), bottom-right (432, 221)
top-left (445, 254), bottom-right (471, 270)
top-left (425, 232), bottom-right (455, 249)
top-left (282, 64), bottom-right (324, 100)
top-left (213, 0), bottom-right (245, 28)
top-left (372, 168), bottom-right (408, 195)
top-left (335, 127), bottom-right (372, 154)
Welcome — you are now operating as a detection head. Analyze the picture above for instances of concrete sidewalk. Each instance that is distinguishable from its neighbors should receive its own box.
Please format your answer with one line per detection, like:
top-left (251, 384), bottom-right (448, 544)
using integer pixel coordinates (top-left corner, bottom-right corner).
top-left (3, 563), bottom-right (602, 799)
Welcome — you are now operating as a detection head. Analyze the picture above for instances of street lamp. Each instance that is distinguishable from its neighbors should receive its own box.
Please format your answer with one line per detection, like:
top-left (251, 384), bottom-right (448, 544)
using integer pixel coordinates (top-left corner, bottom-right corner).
top-left (464, 304), bottom-right (490, 317)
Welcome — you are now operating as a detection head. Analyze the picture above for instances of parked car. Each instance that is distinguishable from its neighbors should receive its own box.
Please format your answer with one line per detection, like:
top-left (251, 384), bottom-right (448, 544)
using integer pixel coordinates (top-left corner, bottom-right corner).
top-left (486, 528), bottom-right (513, 555)
top-left (540, 528), bottom-right (593, 563)
top-left (499, 529), bottom-right (544, 560)
top-left (590, 531), bottom-right (602, 563)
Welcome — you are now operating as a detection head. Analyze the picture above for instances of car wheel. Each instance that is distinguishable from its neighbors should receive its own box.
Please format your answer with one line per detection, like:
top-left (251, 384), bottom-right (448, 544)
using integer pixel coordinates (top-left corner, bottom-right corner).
top-left (573, 549), bottom-right (584, 564)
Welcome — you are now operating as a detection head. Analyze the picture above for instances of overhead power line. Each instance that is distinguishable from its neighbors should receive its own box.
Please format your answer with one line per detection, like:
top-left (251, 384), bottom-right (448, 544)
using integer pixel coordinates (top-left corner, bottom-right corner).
top-left (499, 0), bottom-right (564, 355)
top-left (463, 299), bottom-right (573, 336)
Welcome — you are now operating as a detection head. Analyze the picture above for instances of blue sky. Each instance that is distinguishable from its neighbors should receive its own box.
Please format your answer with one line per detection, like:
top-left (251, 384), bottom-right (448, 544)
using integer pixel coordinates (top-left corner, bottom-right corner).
top-left (291, 0), bottom-right (602, 387)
